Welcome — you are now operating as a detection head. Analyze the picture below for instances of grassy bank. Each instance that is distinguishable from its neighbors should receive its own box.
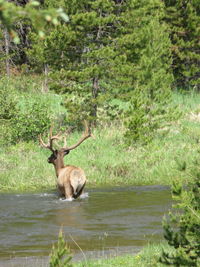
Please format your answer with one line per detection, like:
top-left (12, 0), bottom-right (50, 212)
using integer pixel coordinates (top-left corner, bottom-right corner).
top-left (73, 242), bottom-right (173, 267)
top-left (1, 91), bottom-right (200, 192)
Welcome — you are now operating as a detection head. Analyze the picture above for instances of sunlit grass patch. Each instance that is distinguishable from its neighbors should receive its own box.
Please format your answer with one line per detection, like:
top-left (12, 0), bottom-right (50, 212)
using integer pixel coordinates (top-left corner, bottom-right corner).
top-left (75, 242), bottom-right (173, 267)
top-left (0, 142), bottom-right (55, 192)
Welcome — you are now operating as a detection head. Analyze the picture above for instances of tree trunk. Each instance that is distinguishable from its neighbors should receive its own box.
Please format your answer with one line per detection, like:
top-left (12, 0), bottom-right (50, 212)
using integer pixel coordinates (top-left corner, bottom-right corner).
top-left (4, 28), bottom-right (10, 77)
top-left (42, 64), bottom-right (49, 93)
top-left (91, 76), bottom-right (99, 125)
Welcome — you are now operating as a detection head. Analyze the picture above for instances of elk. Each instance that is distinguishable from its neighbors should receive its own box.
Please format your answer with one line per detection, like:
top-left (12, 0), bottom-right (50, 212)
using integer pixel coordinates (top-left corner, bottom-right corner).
top-left (39, 122), bottom-right (91, 200)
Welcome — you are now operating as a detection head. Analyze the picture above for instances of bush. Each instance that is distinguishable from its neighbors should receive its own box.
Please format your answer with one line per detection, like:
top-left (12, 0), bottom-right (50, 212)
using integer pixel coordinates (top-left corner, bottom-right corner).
top-left (0, 79), bottom-right (52, 145)
top-left (11, 100), bottom-right (51, 142)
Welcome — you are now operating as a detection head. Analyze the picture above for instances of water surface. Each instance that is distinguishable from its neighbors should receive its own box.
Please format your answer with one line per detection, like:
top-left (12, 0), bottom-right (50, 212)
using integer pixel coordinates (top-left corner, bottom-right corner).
top-left (0, 186), bottom-right (171, 265)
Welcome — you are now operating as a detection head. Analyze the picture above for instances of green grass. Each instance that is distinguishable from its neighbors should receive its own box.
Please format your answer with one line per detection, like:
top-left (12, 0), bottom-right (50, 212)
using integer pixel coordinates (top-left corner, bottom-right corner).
top-left (1, 111), bottom-right (200, 192)
top-left (74, 242), bottom-right (173, 267)
top-left (1, 80), bottom-right (200, 192)
top-left (172, 89), bottom-right (200, 113)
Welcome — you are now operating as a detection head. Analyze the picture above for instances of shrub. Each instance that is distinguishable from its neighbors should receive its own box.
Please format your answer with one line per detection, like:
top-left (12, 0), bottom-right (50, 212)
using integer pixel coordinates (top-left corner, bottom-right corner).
top-left (0, 79), bottom-right (52, 145)
top-left (49, 230), bottom-right (73, 267)
top-left (11, 100), bottom-right (51, 142)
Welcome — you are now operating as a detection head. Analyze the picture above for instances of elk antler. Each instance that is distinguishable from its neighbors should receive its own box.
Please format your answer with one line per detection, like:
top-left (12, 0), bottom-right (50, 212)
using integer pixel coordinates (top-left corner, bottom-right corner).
top-left (39, 126), bottom-right (62, 152)
top-left (63, 120), bottom-right (91, 151)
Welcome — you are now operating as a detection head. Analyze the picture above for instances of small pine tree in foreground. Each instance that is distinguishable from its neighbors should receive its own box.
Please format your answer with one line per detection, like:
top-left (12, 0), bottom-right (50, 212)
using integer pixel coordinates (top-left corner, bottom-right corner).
top-left (160, 163), bottom-right (200, 266)
top-left (49, 230), bottom-right (73, 267)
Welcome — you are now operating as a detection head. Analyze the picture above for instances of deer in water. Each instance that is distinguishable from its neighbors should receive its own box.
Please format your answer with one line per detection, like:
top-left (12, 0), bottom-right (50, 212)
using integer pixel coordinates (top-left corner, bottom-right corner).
top-left (39, 122), bottom-right (91, 200)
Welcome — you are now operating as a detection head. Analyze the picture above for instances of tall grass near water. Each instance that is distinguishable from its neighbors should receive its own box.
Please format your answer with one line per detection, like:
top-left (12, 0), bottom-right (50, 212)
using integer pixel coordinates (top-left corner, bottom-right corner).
top-left (1, 107), bottom-right (200, 192)
top-left (1, 77), bottom-right (200, 192)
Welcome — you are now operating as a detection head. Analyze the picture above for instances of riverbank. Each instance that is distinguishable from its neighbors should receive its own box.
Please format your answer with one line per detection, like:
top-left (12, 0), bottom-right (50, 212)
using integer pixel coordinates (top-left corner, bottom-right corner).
top-left (1, 91), bottom-right (200, 192)
top-left (0, 242), bottom-right (172, 267)
top-left (75, 242), bottom-right (172, 267)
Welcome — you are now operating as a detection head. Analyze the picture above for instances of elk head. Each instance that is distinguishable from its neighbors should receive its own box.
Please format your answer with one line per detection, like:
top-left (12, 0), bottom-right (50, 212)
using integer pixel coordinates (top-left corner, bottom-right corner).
top-left (47, 148), bottom-right (70, 165)
top-left (39, 121), bottom-right (91, 168)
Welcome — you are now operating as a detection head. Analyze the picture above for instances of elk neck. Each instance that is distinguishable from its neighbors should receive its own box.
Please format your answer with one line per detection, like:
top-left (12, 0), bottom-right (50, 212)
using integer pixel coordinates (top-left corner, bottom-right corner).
top-left (53, 154), bottom-right (65, 177)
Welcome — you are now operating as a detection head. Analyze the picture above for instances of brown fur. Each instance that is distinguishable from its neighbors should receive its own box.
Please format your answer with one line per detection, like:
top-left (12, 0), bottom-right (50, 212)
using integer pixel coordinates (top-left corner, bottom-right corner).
top-left (49, 150), bottom-right (86, 200)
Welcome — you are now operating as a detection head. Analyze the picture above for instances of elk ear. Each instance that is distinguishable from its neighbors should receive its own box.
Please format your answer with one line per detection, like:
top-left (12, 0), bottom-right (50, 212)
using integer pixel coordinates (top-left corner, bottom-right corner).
top-left (64, 149), bottom-right (70, 156)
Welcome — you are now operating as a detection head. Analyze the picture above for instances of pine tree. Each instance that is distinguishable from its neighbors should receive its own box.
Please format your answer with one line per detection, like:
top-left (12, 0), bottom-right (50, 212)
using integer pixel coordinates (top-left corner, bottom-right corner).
top-left (28, 0), bottom-right (131, 125)
top-left (119, 0), bottom-right (175, 145)
top-left (49, 230), bottom-right (73, 267)
top-left (160, 162), bottom-right (200, 266)
top-left (164, 0), bottom-right (200, 90)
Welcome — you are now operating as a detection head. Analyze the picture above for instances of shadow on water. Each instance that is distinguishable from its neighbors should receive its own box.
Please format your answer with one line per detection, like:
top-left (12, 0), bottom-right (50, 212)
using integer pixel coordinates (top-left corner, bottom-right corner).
top-left (0, 185), bottom-right (171, 265)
